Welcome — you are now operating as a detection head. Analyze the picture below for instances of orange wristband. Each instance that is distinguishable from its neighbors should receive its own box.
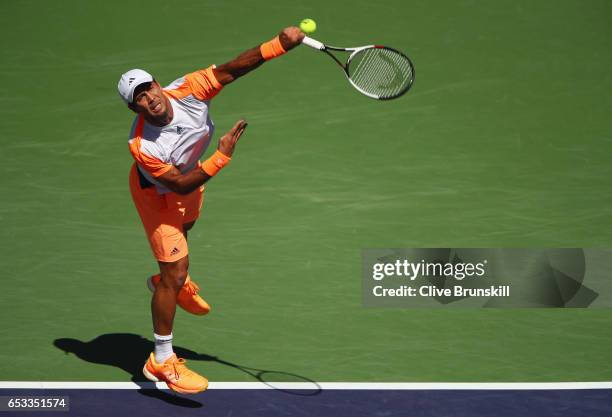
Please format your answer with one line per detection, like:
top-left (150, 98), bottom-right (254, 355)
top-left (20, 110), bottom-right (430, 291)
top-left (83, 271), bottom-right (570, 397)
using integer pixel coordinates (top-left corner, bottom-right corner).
top-left (201, 150), bottom-right (231, 176)
top-left (260, 36), bottom-right (287, 61)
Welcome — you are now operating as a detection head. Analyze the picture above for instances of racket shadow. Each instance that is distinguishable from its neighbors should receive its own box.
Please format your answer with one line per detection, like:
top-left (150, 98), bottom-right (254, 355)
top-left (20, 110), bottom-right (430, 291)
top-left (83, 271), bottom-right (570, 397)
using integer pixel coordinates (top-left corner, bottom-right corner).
top-left (199, 355), bottom-right (322, 397)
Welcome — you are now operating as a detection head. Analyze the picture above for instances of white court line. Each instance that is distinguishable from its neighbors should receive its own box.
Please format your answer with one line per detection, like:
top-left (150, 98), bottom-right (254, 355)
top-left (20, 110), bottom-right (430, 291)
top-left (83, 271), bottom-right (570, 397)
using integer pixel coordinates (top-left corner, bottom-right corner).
top-left (0, 382), bottom-right (611, 390)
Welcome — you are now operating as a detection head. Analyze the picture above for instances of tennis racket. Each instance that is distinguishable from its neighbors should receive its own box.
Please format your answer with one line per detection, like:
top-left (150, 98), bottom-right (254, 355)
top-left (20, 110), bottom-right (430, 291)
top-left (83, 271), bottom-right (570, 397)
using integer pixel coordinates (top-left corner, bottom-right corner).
top-left (302, 36), bottom-right (415, 100)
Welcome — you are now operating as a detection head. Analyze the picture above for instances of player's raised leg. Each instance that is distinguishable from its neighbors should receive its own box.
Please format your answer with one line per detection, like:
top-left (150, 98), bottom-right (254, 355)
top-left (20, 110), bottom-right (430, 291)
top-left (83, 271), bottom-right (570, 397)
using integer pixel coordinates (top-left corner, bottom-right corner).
top-left (146, 220), bottom-right (211, 315)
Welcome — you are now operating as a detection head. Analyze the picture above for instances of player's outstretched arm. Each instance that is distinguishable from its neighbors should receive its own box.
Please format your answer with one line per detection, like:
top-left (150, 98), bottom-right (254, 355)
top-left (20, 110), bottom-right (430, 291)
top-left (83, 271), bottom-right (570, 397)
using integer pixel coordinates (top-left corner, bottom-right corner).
top-left (156, 120), bottom-right (248, 195)
top-left (213, 27), bottom-right (305, 86)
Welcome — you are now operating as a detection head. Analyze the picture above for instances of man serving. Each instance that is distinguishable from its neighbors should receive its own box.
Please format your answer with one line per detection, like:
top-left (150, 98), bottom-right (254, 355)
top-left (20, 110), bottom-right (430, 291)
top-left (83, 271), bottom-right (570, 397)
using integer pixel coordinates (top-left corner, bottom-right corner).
top-left (117, 27), bottom-right (304, 394)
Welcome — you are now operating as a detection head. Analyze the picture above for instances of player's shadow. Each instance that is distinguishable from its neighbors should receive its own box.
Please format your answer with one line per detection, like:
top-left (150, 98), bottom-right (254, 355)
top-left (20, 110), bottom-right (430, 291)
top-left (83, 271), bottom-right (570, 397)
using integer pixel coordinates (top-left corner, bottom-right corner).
top-left (53, 333), bottom-right (321, 408)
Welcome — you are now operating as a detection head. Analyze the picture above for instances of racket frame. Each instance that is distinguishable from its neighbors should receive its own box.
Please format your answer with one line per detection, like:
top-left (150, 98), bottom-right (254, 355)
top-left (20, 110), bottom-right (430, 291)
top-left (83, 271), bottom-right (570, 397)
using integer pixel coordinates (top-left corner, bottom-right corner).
top-left (302, 36), bottom-right (414, 100)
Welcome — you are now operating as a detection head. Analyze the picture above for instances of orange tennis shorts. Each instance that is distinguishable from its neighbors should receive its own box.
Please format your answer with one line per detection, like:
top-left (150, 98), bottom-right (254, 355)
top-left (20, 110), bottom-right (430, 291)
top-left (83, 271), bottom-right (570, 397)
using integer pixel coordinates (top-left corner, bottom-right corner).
top-left (129, 163), bottom-right (204, 263)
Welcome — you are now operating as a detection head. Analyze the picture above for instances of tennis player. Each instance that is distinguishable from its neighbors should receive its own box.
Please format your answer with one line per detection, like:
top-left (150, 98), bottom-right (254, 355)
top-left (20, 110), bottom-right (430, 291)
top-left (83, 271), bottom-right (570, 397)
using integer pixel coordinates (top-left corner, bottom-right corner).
top-left (117, 27), bottom-right (304, 394)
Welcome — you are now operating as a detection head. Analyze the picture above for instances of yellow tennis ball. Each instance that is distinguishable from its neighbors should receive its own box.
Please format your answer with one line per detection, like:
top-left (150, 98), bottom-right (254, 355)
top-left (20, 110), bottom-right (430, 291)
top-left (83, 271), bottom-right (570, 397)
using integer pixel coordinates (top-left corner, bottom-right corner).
top-left (300, 18), bottom-right (317, 34)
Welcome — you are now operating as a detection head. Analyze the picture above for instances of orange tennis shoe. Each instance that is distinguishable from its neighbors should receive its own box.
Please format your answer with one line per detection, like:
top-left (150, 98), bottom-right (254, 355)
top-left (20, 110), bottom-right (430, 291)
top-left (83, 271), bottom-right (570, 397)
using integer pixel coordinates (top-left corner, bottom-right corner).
top-left (143, 352), bottom-right (208, 394)
top-left (147, 274), bottom-right (211, 315)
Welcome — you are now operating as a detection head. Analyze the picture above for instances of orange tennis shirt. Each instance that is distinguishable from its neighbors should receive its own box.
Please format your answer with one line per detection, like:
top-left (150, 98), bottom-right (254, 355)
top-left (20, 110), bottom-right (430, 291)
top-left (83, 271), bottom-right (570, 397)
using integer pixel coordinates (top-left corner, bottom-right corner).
top-left (128, 66), bottom-right (223, 194)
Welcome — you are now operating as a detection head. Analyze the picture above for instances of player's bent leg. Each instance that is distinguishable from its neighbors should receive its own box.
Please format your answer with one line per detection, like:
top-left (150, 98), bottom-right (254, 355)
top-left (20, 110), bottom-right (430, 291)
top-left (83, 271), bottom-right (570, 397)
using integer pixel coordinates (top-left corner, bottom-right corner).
top-left (148, 220), bottom-right (211, 316)
top-left (146, 219), bottom-right (211, 316)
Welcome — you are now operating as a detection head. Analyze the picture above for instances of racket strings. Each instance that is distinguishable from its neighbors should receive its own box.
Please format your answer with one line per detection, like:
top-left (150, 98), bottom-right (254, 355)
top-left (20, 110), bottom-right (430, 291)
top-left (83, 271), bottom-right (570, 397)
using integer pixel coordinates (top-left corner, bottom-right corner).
top-left (349, 48), bottom-right (414, 99)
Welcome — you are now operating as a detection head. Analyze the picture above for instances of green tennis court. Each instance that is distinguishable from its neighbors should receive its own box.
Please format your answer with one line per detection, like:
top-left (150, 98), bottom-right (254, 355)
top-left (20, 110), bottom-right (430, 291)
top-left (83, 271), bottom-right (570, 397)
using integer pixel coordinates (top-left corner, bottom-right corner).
top-left (1, 0), bottom-right (612, 388)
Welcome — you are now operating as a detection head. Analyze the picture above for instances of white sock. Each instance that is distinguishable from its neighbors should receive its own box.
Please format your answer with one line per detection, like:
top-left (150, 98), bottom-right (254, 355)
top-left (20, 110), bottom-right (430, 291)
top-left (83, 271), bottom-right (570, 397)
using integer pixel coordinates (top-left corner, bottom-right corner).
top-left (154, 333), bottom-right (174, 363)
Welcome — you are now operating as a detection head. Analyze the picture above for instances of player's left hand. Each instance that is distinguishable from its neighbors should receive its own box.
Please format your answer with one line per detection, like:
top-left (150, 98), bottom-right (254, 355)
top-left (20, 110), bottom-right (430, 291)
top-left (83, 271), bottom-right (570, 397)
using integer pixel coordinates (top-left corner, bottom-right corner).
top-left (218, 119), bottom-right (248, 157)
top-left (279, 26), bottom-right (305, 51)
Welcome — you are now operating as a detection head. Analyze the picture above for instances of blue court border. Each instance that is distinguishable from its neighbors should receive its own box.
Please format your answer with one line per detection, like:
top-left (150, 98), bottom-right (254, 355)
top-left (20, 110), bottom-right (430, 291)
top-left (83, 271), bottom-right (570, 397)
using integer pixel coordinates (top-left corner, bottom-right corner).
top-left (1, 385), bottom-right (611, 417)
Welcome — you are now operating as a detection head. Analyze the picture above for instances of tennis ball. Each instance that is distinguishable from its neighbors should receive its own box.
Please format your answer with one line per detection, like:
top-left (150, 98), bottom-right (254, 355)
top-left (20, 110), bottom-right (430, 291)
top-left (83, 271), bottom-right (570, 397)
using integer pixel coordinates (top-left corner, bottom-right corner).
top-left (300, 18), bottom-right (317, 34)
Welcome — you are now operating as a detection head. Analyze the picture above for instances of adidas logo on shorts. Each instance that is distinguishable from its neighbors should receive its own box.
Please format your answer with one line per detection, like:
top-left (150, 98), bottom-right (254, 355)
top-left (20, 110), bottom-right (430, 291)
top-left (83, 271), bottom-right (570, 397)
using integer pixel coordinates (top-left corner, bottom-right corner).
top-left (171, 247), bottom-right (180, 256)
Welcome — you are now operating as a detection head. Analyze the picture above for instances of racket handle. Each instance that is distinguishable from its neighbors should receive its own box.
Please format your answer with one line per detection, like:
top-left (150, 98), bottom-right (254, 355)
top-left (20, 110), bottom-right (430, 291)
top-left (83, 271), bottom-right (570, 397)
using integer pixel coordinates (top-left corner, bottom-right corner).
top-left (302, 36), bottom-right (325, 50)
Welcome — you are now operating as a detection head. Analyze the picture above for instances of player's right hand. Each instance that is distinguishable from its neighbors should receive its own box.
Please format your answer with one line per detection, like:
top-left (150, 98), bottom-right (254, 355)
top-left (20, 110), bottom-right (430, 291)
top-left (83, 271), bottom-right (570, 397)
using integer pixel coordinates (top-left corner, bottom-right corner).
top-left (279, 26), bottom-right (305, 51)
top-left (218, 119), bottom-right (248, 157)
